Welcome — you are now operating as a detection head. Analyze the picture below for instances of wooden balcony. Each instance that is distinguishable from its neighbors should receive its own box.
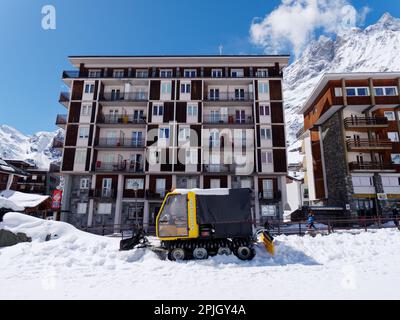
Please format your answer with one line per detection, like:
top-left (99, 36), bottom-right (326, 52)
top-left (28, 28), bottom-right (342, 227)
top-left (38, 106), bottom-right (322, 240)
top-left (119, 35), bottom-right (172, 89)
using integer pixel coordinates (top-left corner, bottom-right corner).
top-left (349, 162), bottom-right (396, 172)
top-left (344, 117), bottom-right (388, 131)
top-left (346, 139), bottom-right (393, 151)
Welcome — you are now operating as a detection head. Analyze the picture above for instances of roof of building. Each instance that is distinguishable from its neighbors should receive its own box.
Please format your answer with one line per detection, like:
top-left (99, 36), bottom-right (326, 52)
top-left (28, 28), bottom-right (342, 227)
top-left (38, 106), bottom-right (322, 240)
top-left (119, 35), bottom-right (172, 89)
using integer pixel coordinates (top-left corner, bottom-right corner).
top-left (299, 72), bottom-right (400, 114)
top-left (0, 190), bottom-right (51, 209)
top-left (68, 55), bottom-right (291, 68)
top-left (0, 159), bottom-right (29, 177)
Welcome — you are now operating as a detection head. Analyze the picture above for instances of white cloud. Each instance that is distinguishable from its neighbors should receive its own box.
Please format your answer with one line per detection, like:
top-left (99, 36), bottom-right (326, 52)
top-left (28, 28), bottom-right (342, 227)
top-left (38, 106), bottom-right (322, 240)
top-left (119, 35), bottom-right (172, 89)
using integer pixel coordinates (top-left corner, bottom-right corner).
top-left (250, 0), bottom-right (370, 57)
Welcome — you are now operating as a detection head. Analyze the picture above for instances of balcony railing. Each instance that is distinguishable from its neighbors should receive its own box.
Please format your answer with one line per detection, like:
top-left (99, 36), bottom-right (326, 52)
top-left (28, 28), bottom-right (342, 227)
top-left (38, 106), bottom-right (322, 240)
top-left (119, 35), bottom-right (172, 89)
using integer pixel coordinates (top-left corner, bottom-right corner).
top-left (97, 114), bottom-right (146, 125)
top-left (100, 92), bottom-right (148, 102)
top-left (95, 161), bottom-right (144, 173)
top-left (146, 190), bottom-right (167, 200)
top-left (344, 117), bottom-right (389, 129)
top-left (349, 162), bottom-right (396, 171)
top-left (89, 189), bottom-right (116, 199)
top-left (346, 139), bottom-right (393, 151)
top-left (203, 115), bottom-right (254, 125)
top-left (203, 164), bottom-right (236, 173)
top-left (259, 190), bottom-right (282, 201)
top-left (56, 114), bottom-right (67, 126)
top-left (59, 91), bottom-right (70, 103)
top-left (62, 71), bottom-right (80, 78)
top-left (205, 92), bottom-right (254, 101)
top-left (96, 138), bottom-right (145, 148)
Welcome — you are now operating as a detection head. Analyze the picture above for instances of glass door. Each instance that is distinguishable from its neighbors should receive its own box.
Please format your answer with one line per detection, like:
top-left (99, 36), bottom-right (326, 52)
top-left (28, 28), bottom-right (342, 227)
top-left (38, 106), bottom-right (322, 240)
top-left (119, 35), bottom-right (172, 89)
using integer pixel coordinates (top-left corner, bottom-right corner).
top-left (236, 110), bottom-right (245, 124)
top-left (102, 178), bottom-right (112, 198)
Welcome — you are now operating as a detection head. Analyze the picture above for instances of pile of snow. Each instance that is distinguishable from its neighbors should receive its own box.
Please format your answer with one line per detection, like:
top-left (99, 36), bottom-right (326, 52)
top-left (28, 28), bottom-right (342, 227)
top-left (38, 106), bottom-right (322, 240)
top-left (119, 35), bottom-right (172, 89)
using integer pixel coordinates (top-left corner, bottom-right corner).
top-left (0, 198), bottom-right (24, 212)
top-left (0, 190), bottom-right (50, 209)
top-left (0, 125), bottom-right (63, 170)
top-left (1, 213), bottom-right (400, 299)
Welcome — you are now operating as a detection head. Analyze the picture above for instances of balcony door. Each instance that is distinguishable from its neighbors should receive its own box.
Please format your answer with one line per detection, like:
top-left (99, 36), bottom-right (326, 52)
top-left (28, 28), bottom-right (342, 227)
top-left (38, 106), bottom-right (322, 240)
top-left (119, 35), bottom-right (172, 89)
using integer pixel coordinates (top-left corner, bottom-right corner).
top-left (210, 89), bottom-right (220, 101)
top-left (130, 154), bottom-right (142, 172)
top-left (111, 89), bottom-right (121, 101)
top-left (235, 89), bottom-right (245, 101)
top-left (102, 178), bottom-right (112, 197)
top-left (106, 131), bottom-right (117, 146)
top-left (133, 110), bottom-right (144, 123)
top-left (262, 179), bottom-right (274, 199)
top-left (236, 110), bottom-right (245, 124)
top-left (109, 109), bottom-right (119, 123)
top-left (132, 131), bottom-right (143, 147)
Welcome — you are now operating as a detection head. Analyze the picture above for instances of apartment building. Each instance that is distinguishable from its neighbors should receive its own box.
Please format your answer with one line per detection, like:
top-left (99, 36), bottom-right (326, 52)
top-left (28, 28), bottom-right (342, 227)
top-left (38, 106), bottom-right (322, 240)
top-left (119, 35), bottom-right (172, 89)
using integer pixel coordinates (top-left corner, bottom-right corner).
top-left (300, 73), bottom-right (400, 217)
top-left (56, 55), bottom-right (290, 230)
top-left (0, 158), bottom-right (28, 191)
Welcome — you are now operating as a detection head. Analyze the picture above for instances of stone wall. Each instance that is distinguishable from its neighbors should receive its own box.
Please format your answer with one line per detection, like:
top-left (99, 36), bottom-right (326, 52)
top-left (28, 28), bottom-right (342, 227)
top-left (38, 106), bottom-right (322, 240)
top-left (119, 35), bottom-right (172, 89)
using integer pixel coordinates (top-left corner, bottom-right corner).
top-left (321, 111), bottom-right (354, 212)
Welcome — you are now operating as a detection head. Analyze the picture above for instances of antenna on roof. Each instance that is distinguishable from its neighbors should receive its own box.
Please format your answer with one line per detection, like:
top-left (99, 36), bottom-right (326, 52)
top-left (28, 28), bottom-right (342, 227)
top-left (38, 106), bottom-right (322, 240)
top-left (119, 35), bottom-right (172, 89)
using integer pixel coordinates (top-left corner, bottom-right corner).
top-left (218, 44), bottom-right (223, 56)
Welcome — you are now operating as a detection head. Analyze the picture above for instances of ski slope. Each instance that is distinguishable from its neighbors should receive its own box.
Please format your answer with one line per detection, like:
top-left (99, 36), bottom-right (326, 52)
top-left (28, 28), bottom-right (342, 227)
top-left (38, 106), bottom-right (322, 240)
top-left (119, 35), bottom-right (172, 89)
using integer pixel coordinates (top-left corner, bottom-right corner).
top-left (1, 213), bottom-right (399, 300)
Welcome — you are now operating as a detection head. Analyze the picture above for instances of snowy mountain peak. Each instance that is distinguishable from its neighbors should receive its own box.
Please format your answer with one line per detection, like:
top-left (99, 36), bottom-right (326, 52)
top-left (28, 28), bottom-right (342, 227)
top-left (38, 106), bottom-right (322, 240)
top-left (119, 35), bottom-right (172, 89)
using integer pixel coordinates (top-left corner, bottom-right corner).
top-left (368, 12), bottom-right (400, 32)
top-left (0, 125), bottom-right (63, 170)
top-left (284, 13), bottom-right (400, 155)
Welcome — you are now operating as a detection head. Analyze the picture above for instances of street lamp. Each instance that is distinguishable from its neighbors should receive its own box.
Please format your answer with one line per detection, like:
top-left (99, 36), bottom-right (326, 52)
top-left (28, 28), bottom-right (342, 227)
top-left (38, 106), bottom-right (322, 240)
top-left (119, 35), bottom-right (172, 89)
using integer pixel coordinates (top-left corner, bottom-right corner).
top-left (132, 181), bottom-right (139, 228)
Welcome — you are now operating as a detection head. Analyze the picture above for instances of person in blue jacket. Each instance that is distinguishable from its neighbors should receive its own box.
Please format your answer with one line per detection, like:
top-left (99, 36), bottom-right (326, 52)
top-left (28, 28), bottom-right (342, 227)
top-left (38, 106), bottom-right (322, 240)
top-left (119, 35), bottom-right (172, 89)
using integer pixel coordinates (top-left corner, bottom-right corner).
top-left (307, 211), bottom-right (317, 230)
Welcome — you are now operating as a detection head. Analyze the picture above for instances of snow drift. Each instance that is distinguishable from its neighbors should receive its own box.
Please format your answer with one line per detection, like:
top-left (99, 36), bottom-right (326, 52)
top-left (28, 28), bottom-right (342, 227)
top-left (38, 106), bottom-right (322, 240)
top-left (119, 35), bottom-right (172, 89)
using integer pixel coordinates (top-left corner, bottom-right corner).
top-left (1, 213), bottom-right (400, 299)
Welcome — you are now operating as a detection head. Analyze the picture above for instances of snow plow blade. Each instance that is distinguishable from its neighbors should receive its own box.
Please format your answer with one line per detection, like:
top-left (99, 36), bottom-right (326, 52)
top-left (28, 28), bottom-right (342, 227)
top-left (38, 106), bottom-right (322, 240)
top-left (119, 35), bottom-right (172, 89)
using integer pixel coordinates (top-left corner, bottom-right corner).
top-left (261, 231), bottom-right (275, 256)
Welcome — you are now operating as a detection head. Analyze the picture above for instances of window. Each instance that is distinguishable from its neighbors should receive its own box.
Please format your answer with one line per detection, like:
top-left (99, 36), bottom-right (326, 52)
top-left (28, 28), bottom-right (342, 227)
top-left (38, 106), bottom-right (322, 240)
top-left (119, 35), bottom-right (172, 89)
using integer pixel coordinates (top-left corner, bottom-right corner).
top-left (153, 105), bottom-right (164, 116)
top-left (384, 111), bottom-right (396, 121)
top-left (160, 69), bottom-right (173, 78)
top-left (209, 89), bottom-right (220, 100)
top-left (84, 84), bottom-right (95, 94)
top-left (352, 176), bottom-right (373, 187)
top-left (209, 131), bottom-right (220, 148)
top-left (261, 205), bottom-right (276, 217)
top-left (262, 179), bottom-right (274, 199)
top-left (256, 69), bottom-right (268, 77)
top-left (159, 128), bottom-right (170, 139)
top-left (80, 178), bottom-right (90, 190)
top-left (381, 176), bottom-right (400, 187)
top-left (187, 105), bottom-right (198, 117)
top-left (156, 179), bottom-right (166, 196)
top-left (231, 69), bottom-right (244, 78)
top-left (388, 132), bottom-right (399, 142)
top-left (240, 178), bottom-right (252, 189)
top-left (75, 150), bottom-right (87, 164)
top-left (212, 69), bottom-right (222, 78)
top-left (346, 87), bottom-right (369, 96)
top-left (161, 82), bottom-right (172, 94)
top-left (258, 82), bottom-right (269, 94)
top-left (385, 87), bottom-right (398, 96)
top-left (113, 70), bottom-right (124, 78)
top-left (261, 151), bottom-right (273, 164)
top-left (32, 175), bottom-right (37, 181)
top-left (186, 149), bottom-right (197, 164)
top-left (184, 69), bottom-right (197, 78)
top-left (136, 69), bottom-right (148, 78)
top-left (178, 127), bottom-right (190, 141)
top-left (126, 178), bottom-right (144, 190)
top-left (261, 128), bottom-right (272, 140)
top-left (334, 88), bottom-right (343, 96)
top-left (260, 105), bottom-right (270, 116)
top-left (88, 70), bottom-right (101, 78)
top-left (374, 87), bottom-right (398, 96)
top-left (210, 179), bottom-right (220, 189)
top-left (98, 203), bottom-right (112, 215)
top-left (77, 203), bottom-right (87, 214)
top-left (81, 105), bottom-right (92, 116)
top-left (79, 127), bottom-right (89, 139)
top-left (392, 154), bottom-right (400, 165)
top-left (181, 83), bottom-right (191, 94)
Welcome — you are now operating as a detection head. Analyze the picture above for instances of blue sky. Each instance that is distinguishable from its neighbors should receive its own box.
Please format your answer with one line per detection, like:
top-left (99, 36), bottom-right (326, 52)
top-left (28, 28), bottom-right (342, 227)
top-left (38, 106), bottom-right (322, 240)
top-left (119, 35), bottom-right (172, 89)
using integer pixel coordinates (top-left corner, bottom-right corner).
top-left (0, 0), bottom-right (398, 135)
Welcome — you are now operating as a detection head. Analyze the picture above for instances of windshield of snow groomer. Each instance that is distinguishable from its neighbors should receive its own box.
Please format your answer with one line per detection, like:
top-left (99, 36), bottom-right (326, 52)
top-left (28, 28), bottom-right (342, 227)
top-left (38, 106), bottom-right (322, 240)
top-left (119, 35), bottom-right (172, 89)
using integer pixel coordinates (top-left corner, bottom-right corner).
top-left (158, 194), bottom-right (188, 238)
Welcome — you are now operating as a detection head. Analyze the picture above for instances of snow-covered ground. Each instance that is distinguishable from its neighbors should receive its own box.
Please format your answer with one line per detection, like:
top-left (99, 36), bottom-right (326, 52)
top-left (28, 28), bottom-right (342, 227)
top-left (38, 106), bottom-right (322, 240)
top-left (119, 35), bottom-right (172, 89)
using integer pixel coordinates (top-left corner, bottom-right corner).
top-left (1, 213), bottom-right (399, 300)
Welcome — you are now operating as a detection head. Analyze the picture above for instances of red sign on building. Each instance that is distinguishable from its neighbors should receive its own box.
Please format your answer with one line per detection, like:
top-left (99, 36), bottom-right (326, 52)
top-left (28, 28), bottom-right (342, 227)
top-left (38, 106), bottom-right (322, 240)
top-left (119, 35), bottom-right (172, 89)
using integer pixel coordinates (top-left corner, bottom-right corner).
top-left (51, 189), bottom-right (63, 210)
